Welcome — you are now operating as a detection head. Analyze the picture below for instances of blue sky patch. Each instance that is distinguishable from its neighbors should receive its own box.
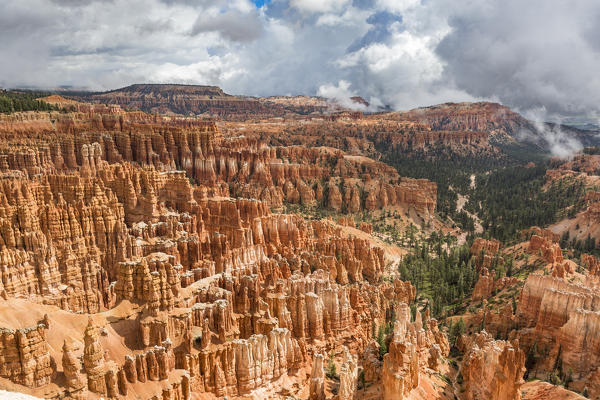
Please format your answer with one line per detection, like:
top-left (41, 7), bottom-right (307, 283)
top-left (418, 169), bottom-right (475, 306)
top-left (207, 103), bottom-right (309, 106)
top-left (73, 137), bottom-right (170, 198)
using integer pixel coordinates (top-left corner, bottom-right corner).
top-left (254, 0), bottom-right (270, 7)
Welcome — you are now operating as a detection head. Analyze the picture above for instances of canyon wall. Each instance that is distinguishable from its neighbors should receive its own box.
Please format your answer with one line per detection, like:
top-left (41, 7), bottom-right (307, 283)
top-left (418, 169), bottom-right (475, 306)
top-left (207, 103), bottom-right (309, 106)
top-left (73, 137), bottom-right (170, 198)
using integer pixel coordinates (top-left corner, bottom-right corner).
top-left (0, 109), bottom-right (436, 218)
top-left (515, 272), bottom-right (600, 396)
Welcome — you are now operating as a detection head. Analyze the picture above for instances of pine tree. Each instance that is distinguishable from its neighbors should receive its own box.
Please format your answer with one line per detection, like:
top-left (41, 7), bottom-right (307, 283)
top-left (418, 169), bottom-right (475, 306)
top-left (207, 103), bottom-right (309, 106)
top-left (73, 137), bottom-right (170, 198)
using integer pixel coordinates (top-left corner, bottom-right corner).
top-left (377, 325), bottom-right (388, 360)
top-left (525, 340), bottom-right (538, 379)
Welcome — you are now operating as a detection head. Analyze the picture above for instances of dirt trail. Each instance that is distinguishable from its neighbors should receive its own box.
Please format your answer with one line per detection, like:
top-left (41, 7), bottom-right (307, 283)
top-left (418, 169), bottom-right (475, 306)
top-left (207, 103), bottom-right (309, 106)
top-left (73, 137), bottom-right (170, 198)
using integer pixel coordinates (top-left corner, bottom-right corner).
top-left (455, 191), bottom-right (483, 245)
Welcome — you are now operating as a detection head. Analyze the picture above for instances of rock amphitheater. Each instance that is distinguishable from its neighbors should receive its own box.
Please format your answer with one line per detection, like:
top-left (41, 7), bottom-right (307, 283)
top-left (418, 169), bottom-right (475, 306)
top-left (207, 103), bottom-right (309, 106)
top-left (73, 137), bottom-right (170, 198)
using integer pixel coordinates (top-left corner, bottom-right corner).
top-left (3, 97), bottom-right (599, 400)
top-left (0, 103), bottom-right (448, 399)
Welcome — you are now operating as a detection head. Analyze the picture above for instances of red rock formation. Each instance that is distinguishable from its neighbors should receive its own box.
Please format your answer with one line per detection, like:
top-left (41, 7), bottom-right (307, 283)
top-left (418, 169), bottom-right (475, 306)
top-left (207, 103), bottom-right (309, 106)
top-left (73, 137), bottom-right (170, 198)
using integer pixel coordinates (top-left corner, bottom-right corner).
top-left (338, 346), bottom-right (358, 400)
top-left (309, 353), bottom-right (326, 400)
top-left (83, 318), bottom-right (108, 394)
top-left (470, 238), bottom-right (502, 257)
top-left (582, 254), bottom-right (600, 277)
top-left (472, 267), bottom-right (518, 301)
top-left (0, 111), bottom-right (436, 219)
top-left (472, 268), bottom-right (496, 301)
top-left (551, 259), bottom-right (576, 278)
top-left (0, 106), bottom-right (447, 399)
top-left (523, 226), bottom-right (560, 244)
top-left (394, 102), bottom-right (527, 139)
top-left (470, 238), bottom-right (502, 270)
top-left (62, 340), bottom-right (87, 399)
top-left (0, 320), bottom-right (54, 388)
top-left (281, 117), bottom-right (494, 158)
top-left (382, 303), bottom-right (449, 399)
top-left (514, 272), bottom-right (600, 396)
top-left (528, 234), bottom-right (563, 264)
top-left (78, 84), bottom-right (309, 120)
top-left (460, 331), bottom-right (525, 400)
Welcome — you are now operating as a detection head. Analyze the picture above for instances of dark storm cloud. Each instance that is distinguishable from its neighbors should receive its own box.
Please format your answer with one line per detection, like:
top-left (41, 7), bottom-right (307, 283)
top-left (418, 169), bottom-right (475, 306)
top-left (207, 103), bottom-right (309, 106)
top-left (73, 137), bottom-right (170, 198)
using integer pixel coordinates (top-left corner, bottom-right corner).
top-left (50, 45), bottom-right (133, 57)
top-left (435, 0), bottom-right (600, 116)
top-left (135, 18), bottom-right (175, 35)
top-left (191, 9), bottom-right (263, 42)
top-left (157, 0), bottom-right (233, 8)
top-left (50, 0), bottom-right (114, 6)
top-left (351, 0), bottom-right (375, 10)
top-left (582, 7), bottom-right (600, 53)
top-left (0, 3), bottom-right (53, 34)
top-left (347, 11), bottom-right (402, 52)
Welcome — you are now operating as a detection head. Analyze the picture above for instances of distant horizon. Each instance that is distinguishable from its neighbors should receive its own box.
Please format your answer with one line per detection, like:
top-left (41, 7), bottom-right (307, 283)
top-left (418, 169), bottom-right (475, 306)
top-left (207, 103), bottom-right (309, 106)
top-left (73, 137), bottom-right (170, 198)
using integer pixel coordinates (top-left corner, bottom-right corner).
top-left (2, 85), bottom-right (599, 125)
top-left (3, 82), bottom-right (509, 109)
top-left (2, 83), bottom-right (599, 127)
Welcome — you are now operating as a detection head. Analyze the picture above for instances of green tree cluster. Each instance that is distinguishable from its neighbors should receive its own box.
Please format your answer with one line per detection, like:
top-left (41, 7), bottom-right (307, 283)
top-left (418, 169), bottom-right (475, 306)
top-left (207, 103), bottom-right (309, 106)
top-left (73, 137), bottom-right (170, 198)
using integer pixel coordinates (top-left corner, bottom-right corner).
top-left (0, 90), bottom-right (60, 113)
top-left (398, 231), bottom-right (476, 318)
top-left (466, 165), bottom-right (585, 243)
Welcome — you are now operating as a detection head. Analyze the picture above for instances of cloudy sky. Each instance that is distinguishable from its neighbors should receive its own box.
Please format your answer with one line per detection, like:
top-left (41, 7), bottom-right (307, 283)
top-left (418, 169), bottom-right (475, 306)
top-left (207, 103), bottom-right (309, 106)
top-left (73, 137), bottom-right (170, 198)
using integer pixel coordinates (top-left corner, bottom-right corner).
top-left (2, 0), bottom-right (600, 116)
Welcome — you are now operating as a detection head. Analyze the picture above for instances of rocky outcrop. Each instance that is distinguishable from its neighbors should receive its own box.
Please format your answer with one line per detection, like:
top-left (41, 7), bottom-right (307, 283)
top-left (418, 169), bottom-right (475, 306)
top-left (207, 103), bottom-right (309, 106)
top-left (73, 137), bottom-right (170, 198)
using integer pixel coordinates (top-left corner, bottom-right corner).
top-left (523, 226), bottom-right (560, 245)
top-left (309, 353), bottom-right (326, 400)
top-left (514, 272), bottom-right (600, 396)
top-left (0, 319), bottom-right (54, 388)
top-left (528, 235), bottom-right (563, 264)
top-left (62, 340), bottom-right (87, 399)
top-left (395, 102), bottom-right (526, 138)
top-left (470, 303), bottom-right (518, 341)
top-left (282, 117), bottom-right (494, 159)
top-left (472, 267), bottom-right (518, 301)
top-left (82, 318), bottom-right (108, 395)
top-left (382, 303), bottom-right (449, 400)
top-left (338, 347), bottom-right (358, 400)
top-left (472, 268), bottom-right (496, 301)
top-left (81, 84), bottom-right (359, 121)
top-left (80, 84), bottom-right (301, 120)
top-left (0, 111), bottom-right (436, 220)
top-left (470, 238), bottom-right (502, 256)
top-left (470, 238), bottom-right (502, 270)
top-left (582, 254), bottom-right (600, 277)
top-left (516, 274), bottom-right (600, 332)
top-left (382, 305), bottom-right (420, 400)
top-left (460, 331), bottom-right (525, 400)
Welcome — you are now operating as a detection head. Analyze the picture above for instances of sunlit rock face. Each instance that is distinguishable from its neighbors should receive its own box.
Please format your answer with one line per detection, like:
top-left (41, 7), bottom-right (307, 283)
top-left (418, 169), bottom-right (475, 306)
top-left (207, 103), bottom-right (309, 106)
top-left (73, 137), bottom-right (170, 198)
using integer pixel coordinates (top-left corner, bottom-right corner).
top-left (460, 331), bottom-right (526, 400)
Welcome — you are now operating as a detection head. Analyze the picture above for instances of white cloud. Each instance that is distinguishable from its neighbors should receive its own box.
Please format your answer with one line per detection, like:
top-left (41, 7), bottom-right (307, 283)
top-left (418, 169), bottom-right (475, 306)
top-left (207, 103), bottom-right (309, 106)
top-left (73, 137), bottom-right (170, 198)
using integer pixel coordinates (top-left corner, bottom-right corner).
top-left (521, 107), bottom-right (584, 157)
top-left (147, 55), bottom-right (246, 85)
top-left (317, 80), bottom-right (368, 110)
top-left (376, 0), bottom-right (420, 14)
top-left (289, 0), bottom-right (351, 14)
top-left (191, 9), bottom-right (263, 42)
top-left (436, 0), bottom-right (600, 116)
top-left (315, 8), bottom-right (368, 27)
